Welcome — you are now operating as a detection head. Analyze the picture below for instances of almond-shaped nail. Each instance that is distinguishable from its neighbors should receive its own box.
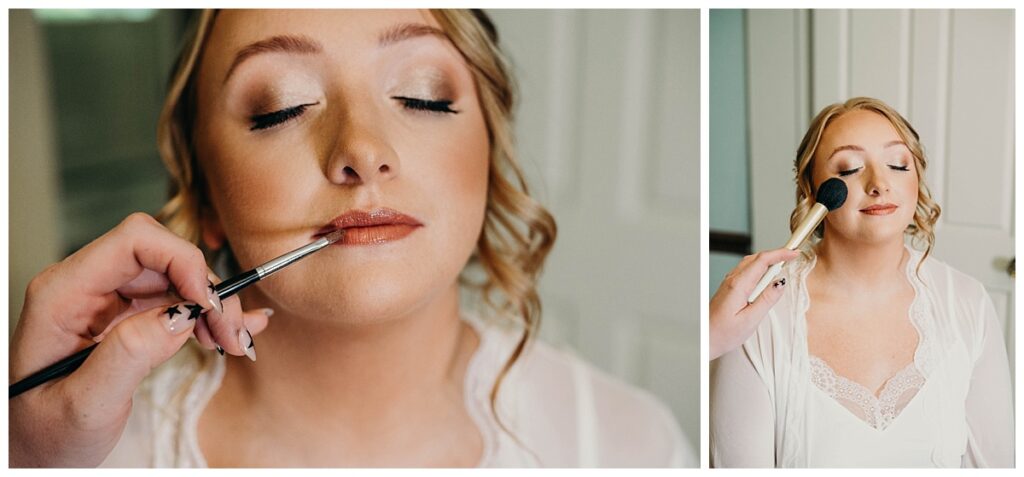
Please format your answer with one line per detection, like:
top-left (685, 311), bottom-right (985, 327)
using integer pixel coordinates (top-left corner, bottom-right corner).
top-left (207, 280), bottom-right (223, 314)
top-left (239, 328), bottom-right (256, 362)
top-left (261, 308), bottom-right (275, 317)
top-left (163, 302), bottom-right (199, 334)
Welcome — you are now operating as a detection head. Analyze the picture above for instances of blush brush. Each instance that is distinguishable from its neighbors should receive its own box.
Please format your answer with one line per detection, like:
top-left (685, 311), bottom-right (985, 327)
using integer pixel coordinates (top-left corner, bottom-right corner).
top-left (746, 178), bottom-right (848, 303)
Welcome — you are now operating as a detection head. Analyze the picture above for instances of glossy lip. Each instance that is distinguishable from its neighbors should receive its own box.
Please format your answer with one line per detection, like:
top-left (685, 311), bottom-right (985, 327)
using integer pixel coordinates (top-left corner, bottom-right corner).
top-left (859, 203), bottom-right (898, 216)
top-left (314, 208), bottom-right (423, 245)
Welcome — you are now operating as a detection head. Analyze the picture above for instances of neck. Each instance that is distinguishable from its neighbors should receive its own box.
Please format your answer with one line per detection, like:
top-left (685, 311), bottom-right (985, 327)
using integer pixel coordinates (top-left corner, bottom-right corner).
top-left (221, 283), bottom-right (477, 432)
top-left (813, 234), bottom-right (909, 294)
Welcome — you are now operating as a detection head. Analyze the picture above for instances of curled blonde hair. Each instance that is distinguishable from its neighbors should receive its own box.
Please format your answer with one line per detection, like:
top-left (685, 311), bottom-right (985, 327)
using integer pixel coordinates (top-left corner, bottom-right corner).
top-left (156, 9), bottom-right (556, 426)
top-left (791, 97), bottom-right (941, 265)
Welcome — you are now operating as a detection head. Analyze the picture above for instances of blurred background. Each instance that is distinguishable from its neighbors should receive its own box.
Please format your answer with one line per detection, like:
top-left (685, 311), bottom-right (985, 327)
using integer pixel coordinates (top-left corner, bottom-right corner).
top-left (710, 9), bottom-right (1015, 378)
top-left (8, 9), bottom-right (700, 454)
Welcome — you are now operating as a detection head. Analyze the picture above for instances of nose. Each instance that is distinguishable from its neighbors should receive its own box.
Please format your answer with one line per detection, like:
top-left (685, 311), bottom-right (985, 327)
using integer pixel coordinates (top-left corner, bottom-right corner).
top-left (863, 164), bottom-right (891, 196)
top-left (325, 116), bottom-right (400, 186)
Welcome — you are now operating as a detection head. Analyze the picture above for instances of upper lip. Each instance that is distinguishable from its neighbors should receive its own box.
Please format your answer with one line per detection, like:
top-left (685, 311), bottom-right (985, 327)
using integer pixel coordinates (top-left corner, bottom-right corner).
top-left (314, 208), bottom-right (423, 236)
top-left (860, 203), bottom-right (898, 211)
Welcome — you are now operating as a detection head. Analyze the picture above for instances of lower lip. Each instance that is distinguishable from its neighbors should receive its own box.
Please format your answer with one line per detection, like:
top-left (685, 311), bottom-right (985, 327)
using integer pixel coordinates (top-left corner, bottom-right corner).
top-left (860, 207), bottom-right (898, 216)
top-left (330, 224), bottom-right (421, 245)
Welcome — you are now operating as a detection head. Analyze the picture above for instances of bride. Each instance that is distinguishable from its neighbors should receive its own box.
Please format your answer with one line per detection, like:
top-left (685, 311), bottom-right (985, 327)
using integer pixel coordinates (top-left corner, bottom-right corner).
top-left (710, 97), bottom-right (1013, 467)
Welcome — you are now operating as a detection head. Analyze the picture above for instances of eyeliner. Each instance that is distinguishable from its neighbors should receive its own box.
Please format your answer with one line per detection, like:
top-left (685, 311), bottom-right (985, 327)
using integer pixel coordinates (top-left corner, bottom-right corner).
top-left (9, 229), bottom-right (345, 398)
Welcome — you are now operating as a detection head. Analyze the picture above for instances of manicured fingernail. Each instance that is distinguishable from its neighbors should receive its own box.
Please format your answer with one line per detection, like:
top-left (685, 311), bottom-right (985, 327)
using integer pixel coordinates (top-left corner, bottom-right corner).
top-left (261, 308), bottom-right (274, 317)
top-left (207, 280), bottom-right (223, 314)
top-left (239, 328), bottom-right (256, 362)
top-left (773, 278), bottom-right (787, 288)
top-left (164, 302), bottom-right (200, 334)
top-left (215, 345), bottom-right (224, 356)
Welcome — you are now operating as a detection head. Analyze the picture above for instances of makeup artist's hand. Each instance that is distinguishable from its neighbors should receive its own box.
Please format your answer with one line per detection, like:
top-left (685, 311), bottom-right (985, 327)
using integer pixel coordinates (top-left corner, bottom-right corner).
top-left (8, 213), bottom-right (268, 467)
top-left (709, 248), bottom-right (800, 361)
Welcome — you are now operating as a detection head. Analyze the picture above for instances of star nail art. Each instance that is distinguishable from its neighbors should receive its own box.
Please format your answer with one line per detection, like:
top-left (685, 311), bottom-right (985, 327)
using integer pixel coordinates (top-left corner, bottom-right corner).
top-left (164, 303), bottom-right (195, 334)
top-left (207, 280), bottom-right (223, 314)
top-left (185, 303), bottom-right (204, 321)
top-left (239, 328), bottom-right (256, 362)
top-left (165, 305), bottom-right (181, 318)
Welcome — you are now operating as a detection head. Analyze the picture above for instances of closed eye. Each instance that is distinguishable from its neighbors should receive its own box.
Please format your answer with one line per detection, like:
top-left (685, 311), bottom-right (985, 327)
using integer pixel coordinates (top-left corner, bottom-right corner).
top-left (838, 167), bottom-right (862, 177)
top-left (889, 165), bottom-right (910, 171)
top-left (250, 102), bottom-right (319, 131)
top-left (392, 96), bottom-right (459, 114)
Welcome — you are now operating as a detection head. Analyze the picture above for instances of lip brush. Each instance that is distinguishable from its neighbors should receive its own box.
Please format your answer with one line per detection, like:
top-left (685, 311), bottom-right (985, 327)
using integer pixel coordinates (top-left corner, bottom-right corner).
top-left (9, 229), bottom-right (345, 398)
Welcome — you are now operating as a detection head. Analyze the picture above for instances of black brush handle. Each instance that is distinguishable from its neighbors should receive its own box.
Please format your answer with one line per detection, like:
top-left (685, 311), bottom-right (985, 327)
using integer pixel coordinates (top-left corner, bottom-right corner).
top-left (9, 269), bottom-right (262, 399)
top-left (9, 343), bottom-right (97, 398)
top-left (213, 269), bottom-right (260, 300)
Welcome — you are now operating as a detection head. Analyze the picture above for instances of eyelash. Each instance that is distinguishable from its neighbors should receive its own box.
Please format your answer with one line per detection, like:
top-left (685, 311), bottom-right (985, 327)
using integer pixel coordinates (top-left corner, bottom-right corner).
top-left (837, 165), bottom-right (910, 177)
top-left (249, 96), bottom-right (458, 132)
top-left (249, 102), bottom-right (319, 131)
top-left (392, 96), bottom-right (459, 114)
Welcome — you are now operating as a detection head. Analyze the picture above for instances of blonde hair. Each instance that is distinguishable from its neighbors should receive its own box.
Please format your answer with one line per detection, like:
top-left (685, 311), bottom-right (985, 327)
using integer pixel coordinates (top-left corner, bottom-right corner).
top-left (790, 97), bottom-right (941, 265)
top-left (156, 9), bottom-right (556, 425)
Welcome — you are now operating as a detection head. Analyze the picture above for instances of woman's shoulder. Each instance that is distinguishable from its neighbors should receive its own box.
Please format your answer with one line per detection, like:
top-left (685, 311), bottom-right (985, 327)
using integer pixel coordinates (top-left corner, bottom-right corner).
top-left (473, 316), bottom-right (694, 467)
top-left (913, 249), bottom-right (999, 349)
top-left (914, 249), bottom-right (989, 299)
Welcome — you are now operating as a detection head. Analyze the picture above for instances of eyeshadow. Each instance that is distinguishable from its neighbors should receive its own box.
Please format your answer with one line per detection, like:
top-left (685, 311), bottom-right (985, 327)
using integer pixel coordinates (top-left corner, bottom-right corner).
top-left (396, 67), bottom-right (455, 99)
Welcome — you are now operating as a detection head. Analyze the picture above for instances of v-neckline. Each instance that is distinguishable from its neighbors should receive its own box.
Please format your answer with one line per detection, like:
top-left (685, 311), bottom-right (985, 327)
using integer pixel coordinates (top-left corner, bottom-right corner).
top-left (798, 246), bottom-right (929, 431)
top-left (806, 360), bottom-right (933, 434)
top-left (807, 354), bottom-right (927, 430)
top-left (809, 354), bottom-right (920, 400)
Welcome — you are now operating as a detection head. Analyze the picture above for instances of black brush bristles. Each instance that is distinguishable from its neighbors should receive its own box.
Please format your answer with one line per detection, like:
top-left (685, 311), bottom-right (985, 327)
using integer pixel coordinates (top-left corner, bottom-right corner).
top-left (816, 178), bottom-right (848, 211)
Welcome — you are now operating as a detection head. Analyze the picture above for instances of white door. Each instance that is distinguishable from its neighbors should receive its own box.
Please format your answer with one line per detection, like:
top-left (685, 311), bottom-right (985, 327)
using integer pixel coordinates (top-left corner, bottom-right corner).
top-left (489, 10), bottom-right (701, 452)
top-left (747, 9), bottom-right (1015, 367)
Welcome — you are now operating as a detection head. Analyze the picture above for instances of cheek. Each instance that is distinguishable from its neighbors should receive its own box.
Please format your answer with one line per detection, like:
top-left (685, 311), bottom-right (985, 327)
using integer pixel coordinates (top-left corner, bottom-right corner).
top-left (822, 182), bottom-right (863, 227)
top-left (901, 170), bottom-right (925, 212)
top-left (417, 110), bottom-right (490, 235)
top-left (901, 179), bottom-right (920, 223)
top-left (454, 126), bottom-right (490, 214)
top-left (446, 130), bottom-right (489, 255)
top-left (198, 125), bottom-right (323, 265)
top-left (902, 172), bottom-right (920, 198)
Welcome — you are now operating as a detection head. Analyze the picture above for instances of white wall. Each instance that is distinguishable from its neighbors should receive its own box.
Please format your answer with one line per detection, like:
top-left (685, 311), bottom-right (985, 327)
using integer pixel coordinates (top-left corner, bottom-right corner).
top-left (490, 10), bottom-right (701, 455)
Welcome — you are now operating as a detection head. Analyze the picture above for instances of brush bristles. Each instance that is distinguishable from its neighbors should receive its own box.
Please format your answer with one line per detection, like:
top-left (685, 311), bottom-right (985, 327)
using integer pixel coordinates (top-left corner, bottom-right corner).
top-left (323, 229), bottom-right (346, 244)
top-left (816, 178), bottom-right (849, 211)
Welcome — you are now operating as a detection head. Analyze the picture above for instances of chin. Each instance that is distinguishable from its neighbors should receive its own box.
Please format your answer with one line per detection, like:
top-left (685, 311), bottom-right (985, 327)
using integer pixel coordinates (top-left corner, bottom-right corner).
top-left (256, 261), bottom-right (459, 326)
top-left (842, 227), bottom-right (909, 247)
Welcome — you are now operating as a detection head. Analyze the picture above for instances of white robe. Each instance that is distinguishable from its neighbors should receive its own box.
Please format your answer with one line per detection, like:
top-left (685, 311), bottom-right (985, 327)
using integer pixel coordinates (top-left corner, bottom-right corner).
top-left (710, 246), bottom-right (1013, 467)
top-left (100, 313), bottom-right (695, 467)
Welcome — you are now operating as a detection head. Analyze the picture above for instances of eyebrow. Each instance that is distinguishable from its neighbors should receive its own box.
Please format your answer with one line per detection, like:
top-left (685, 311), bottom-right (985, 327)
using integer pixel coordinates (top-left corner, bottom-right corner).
top-left (377, 23), bottom-right (448, 47)
top-left (223, 34), bottom-right (323, 84)
top-left (222, 24), bottom-right (448, 85)
top-left (827, 140), bottom-right (907, 160)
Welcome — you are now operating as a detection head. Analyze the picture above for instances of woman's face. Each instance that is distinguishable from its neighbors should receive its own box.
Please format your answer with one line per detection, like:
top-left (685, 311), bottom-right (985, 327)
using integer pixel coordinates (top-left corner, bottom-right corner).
top-left (810, 109), bottom-right (919, 246)
top-left (193, 10), bottom-right (489, 323)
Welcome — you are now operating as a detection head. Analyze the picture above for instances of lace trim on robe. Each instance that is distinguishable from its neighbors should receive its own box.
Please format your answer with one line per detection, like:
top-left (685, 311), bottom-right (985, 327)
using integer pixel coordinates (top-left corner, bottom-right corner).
top-left (804, 248), bottom-right (931, 430)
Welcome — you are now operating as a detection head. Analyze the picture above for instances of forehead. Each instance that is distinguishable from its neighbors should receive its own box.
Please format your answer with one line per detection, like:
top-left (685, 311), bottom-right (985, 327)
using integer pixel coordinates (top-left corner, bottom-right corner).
top-left (818, 109), bottom-right (903, 153)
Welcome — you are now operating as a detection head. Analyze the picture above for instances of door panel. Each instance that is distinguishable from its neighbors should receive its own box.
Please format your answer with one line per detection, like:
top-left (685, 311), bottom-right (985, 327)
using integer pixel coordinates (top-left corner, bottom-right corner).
top-left (490, 10), bottom-right (700, 453)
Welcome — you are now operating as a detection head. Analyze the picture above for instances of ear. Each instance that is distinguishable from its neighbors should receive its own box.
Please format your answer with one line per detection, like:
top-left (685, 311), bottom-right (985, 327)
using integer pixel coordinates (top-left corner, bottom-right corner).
top-left (200, 204), bottom-right (226, 251)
